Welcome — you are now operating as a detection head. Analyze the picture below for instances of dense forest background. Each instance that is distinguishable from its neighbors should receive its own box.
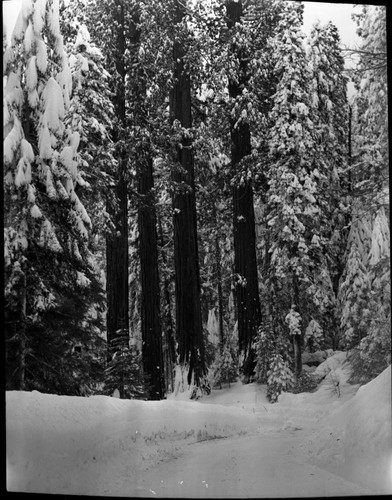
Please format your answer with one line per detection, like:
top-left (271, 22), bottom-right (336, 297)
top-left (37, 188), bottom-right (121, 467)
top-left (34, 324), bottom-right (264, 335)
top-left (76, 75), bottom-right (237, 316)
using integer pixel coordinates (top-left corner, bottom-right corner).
top-left (4, 0), bottom-right (389, 401)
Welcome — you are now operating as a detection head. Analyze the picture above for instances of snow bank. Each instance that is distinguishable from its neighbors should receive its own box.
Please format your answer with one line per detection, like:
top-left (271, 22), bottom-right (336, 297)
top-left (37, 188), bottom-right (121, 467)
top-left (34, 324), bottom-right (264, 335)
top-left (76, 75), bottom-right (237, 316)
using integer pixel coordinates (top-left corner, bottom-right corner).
top-left (274, 353), bottom-right (391, 494)
top-left (6, 390), bottom-right (258, 495)
top-left (313, 350), bottom-right (351, 383)
top-left (343, 365), bottom-right (392, 494)
top-left (312, 365), bottom-right (392, 495)
top-left (6, 355), bottom-right (391, 496)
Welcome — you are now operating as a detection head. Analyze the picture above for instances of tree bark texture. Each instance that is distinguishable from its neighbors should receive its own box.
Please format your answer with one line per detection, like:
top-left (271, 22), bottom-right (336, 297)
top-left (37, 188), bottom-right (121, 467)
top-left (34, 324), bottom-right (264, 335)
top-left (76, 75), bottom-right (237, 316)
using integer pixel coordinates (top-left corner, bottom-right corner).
top-left (129, 5), bottom-right (165, 400)
top-left (106, 173), bottom-right (129, 359)
top-left (158, 216), bottom-right (176, 393)
top-left (292, 276), bottom-right (303, 380)
top-left (138, 158), bottom-right (164, 399)
top-left (106, 0), bottom-right (129, 376)
top-left (227, 0), bottom-right (261, 380)
top-left (170, 0), bottom-right (206, 387)
top-left (215, 230), bottom-right (225, 347)
top-left (293, 334), bottom-right (302, 380)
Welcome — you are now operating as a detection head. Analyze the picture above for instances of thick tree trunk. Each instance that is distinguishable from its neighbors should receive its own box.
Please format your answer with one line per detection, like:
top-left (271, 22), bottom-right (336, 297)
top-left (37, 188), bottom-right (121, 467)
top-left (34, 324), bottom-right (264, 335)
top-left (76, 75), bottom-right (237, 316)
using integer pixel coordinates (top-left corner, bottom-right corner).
top-left (138, 158), bottom-right (164, 400)
top-left (106, 175), bottom-right (129, 353)
top-left (293, 334), bottom-right (302, 380)
top-left (128, 6), bottom-right (164, 400)
top-left (158, 217), bottom-right (176, 394)
top-left (19, 272), bottom-right (27, 390)
top-left (292, 276), bottom-right (303, 380)
top-left (170, 0), bottom-right (206, 388)
top-left (215, 231), bottom-right (225, 347)
top-left (233, 182), bottom-right (261, 377)
top-left (106, 0), bottom-right (129, 398)
top-left (227, 0), bottom-right (261, 381)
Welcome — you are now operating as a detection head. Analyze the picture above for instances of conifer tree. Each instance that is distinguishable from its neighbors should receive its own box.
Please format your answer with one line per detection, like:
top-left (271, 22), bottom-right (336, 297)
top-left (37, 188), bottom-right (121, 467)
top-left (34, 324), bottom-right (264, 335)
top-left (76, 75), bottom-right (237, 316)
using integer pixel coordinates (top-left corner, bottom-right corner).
top-left (129, 4), bottom-right (164, 400)
top-left (60, 3), bottom-right (116, 245)
top-left (265, 2), bottom-right (325, 379)
top-left (81, 0), bottom-right (135, 397)
top-left (307, 21), bottom-right (350, 349)
top-left (103, 2), bottom-right (129, 397)
top-left (4, 0), bottom-right (105, 393)
top-left (169, 0), bottom-right (208, 395)
top-left (339, 5), bottom-right (390, 382)
top-left (226, 0), bottom-right (261, 382)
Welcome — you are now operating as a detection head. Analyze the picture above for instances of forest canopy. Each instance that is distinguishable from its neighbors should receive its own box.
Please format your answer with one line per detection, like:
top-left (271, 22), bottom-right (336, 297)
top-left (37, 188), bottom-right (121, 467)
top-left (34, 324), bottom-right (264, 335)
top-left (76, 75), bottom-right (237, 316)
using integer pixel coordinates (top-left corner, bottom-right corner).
top-left (3, 0), bottom-right (389, 401)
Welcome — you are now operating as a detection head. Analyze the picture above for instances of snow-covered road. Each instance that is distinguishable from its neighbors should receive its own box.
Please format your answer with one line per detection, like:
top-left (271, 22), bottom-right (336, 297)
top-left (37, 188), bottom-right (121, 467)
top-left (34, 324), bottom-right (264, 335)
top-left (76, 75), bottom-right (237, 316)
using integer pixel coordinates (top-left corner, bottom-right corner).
top-left (131, 431), bottom-right (370, 498)
top-left (129, 431), bottom-right (371, 498)
top-left (6, 356), bottom-right (391, 497)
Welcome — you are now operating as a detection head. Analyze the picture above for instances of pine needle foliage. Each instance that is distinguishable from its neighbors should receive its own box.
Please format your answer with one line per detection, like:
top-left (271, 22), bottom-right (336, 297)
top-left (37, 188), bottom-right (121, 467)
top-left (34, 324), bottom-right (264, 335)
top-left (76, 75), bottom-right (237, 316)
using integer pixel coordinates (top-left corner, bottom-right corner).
top-left (266, 354), bottom-right (294, 403)
top-left (209, 332), bottom-right (239, 389)
top-left (104, 333), bottom-right (150, 399)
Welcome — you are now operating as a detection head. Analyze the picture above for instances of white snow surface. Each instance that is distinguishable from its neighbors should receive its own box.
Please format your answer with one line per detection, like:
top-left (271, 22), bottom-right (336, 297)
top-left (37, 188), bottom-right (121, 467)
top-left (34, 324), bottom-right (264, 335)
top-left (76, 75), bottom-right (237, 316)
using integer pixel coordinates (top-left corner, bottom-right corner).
top-left (6, 353), bottom-right (392, 497)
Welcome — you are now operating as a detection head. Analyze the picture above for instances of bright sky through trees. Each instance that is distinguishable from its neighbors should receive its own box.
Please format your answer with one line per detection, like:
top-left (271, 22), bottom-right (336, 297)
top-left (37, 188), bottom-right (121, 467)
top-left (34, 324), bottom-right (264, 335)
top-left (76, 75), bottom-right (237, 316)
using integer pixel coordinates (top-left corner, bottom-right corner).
top-left (303, 1), bottom-right (360, 48)
top-left (3, 1), bottom-right (361, 46)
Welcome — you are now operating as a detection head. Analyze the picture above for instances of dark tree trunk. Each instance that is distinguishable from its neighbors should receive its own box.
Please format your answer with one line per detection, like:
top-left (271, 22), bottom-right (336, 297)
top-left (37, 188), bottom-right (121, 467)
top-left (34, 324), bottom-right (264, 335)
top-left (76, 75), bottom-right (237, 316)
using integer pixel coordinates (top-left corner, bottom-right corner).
top-left (106, 176), bottom-right (129, 357)
top-left (293, 334), bottom-right (302, 380)
top-left (158, 217), bottom-right (176, 394)
top-left (7, 268), bottom-right (27, 390)
top-left (106, 0), bottom-right (129, 398)
top-left (292, 276), bottom-right (302, 380)
top-left (19, 272), bottom-right (26, 390)
top-left (138, 158), bottom-right (164, 400)
top-left (215, 231), bottom-right (225, 347)
top-left (128, 6), bottom-right (164, 400)
top-left (233, 183), bottom-right (261, 377)
top-left (211, 194), bottom-right (225, 348)
top-left (226, 0), bottom-right (261, 381)
top-left (170, 0), bottom-right (206, 388)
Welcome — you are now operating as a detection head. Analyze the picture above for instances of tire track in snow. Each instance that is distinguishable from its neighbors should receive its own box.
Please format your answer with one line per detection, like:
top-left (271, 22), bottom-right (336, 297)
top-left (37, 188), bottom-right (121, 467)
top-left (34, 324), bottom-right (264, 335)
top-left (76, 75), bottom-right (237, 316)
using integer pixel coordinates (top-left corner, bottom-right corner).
top-left (129, 431), bottom-right (373, 498)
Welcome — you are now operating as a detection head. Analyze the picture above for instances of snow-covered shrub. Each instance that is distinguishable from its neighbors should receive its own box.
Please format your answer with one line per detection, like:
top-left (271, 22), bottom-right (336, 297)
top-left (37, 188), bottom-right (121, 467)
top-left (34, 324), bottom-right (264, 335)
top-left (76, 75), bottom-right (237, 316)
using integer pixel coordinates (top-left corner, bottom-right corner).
top-left (304, 319), bottom-right (324, 352)
top-left (285, 306), bottom-right (302, 337)
top-left (254, 320), bottom-right (289, 384)
top-left (254, 324), bottom-right (274, 384)
top-left (348, 328), bottom-right (391, 385)
top-left (104, 334), bottom-right (149, 399)
top-left (325, 367), bottom-right (341, 397)
top-left (209, 332), bottom-right (238, 389)
top-left (290, 371), bottom-right (318, 394)
top-left (267, 354), bottom-right (294, 403)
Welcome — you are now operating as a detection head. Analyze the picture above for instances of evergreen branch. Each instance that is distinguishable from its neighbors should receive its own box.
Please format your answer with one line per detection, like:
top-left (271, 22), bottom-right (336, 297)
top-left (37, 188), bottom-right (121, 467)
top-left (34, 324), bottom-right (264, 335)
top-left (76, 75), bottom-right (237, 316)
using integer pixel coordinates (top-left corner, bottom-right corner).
top-left (26, 352), bottom-right (64, 377)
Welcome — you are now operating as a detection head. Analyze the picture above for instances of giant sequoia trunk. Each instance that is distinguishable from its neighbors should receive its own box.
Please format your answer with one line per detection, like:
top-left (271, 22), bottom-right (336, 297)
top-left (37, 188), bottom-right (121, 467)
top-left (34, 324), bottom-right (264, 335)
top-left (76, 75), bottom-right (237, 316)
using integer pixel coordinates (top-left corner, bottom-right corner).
top-left (106, 0), bottom-right (129, 397)
top-left (292, 275), bottom-right (303, 380)
top-left (128, 7), bottom-right (165, 400)
top-left (138, 158), bottom-right (164, 400)
top-left (158, 216), bottom-right (176, 393)
top-left (215, 230), bottom-right (225, 347)
top-left (227, 0), bottom-right (261, 381)
top-left (106, 170), bottom-right (129, 353)
top-left (170, 0), bottom-right (206, 389)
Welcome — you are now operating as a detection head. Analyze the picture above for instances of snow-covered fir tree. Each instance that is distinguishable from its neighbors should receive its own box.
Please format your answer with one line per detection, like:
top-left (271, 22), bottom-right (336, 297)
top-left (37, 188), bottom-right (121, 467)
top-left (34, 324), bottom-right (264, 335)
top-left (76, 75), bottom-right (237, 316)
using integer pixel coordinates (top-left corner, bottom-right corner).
top-left (254, 312), bottom-right (290, 385)
top-left (209, 329), bottom-right (239, 389)
top-left (266, 353), bottom-right (294, 403)
top-left (265, 1), bottom-right (326, 380)
top-left (339, 5), bottom-right (390, 383)
top-left (307, 20), bottom-right (350, 350)
top-left (4, 0), bottom-right (105, 394)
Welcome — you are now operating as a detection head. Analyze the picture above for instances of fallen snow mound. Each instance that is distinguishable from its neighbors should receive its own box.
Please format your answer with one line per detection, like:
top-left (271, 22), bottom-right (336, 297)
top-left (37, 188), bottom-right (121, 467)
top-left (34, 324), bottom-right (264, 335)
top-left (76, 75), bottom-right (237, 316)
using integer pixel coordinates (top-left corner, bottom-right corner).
top-left (312, 364), bottom-right (392, 495)
top-left (6, 390), bottom-right (258, 495)
top-left (339, 365), bottom-right (392, 493)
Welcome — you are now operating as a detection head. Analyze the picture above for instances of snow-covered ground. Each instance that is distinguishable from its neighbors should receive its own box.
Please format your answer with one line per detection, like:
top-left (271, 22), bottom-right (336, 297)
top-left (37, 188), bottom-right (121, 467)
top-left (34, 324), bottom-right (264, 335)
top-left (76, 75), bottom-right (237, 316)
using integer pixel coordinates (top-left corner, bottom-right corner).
top-left (6, 353), bottom-right (392, 497)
